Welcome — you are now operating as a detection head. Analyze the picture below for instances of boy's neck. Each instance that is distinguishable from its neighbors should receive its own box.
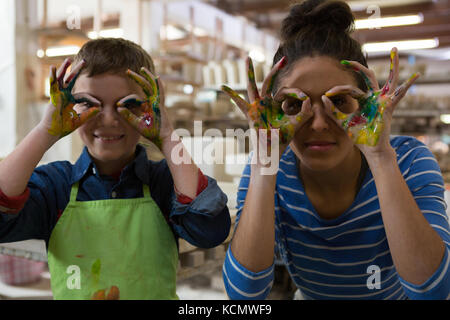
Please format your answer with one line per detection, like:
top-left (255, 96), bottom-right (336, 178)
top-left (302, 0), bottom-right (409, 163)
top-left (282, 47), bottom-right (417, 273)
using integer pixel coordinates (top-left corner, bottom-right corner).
top-left (93, 152), bottom-right (136, 177)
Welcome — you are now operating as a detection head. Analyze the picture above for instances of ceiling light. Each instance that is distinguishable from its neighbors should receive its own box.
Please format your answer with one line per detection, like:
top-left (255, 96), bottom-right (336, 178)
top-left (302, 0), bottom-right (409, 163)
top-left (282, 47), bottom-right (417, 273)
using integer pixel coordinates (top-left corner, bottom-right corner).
top-left (160, 25), bottom-right (186, 40)
top-left (355, 14), bottom-right (423, 29)
top-left (36, 49), bottom-right (45, 58)
top-left (88, 28), bottom-right (124, 39)
top-left (249, 49), bottom-right (266, 63)
top-left (45, 46), bottom-right (80, 57)
top-left (183, 84), bottom-right (194, 94)
top-left (363, 38), bottom-right (439, 53)
top-left (441, 114), bottom-right (450, 124)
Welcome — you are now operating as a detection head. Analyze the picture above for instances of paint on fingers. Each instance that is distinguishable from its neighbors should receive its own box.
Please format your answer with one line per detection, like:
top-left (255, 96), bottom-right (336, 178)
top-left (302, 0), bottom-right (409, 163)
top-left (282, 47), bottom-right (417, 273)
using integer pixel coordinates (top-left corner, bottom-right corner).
top-left (247, 58), bottom-right (260, 100)
top-left (265, 56), bottom-right (287, 95)
top-left (341, 60), bottom-right (374, 92)
top-left (381, 49), bottom-right (396, 96)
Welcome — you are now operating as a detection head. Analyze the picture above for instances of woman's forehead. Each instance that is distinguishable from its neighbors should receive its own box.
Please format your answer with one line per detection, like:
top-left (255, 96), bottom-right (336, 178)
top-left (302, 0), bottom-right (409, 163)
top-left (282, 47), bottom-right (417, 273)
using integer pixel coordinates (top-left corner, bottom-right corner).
top-left (279, 56), bottom-right (357, 95)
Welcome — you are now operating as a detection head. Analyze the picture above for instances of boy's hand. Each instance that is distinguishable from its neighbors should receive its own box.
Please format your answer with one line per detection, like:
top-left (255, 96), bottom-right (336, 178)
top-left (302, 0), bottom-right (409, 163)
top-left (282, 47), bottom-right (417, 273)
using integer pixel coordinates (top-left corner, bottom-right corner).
top-left (118, 67), bottom-right (173, 149)
top-left (41, 58), bottom-right (100, 138)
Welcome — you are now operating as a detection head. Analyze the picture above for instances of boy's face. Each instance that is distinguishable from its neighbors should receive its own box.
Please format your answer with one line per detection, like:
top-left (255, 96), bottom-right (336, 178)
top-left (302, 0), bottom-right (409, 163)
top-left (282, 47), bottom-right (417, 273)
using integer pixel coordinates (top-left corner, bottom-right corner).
top-left (72, 72), bottom-right (144, 171)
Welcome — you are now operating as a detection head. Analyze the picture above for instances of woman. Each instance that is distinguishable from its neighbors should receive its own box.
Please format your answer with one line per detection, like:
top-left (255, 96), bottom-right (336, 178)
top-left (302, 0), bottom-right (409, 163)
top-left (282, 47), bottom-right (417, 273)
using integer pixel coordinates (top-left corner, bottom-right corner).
top-left (222, 0), bottom-right (450, 299)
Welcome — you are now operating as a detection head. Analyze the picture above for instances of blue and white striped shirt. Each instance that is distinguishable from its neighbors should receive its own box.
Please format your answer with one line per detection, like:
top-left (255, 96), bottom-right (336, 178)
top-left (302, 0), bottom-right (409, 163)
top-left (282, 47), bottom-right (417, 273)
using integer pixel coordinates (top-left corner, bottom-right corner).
top-left (223, 136), bottom-right (450, 299)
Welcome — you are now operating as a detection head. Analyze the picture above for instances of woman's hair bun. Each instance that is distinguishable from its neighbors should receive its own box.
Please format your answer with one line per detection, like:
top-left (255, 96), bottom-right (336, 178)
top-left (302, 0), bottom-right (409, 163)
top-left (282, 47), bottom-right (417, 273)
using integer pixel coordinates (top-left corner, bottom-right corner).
top-left (281, 0), bottom-right (355, 42)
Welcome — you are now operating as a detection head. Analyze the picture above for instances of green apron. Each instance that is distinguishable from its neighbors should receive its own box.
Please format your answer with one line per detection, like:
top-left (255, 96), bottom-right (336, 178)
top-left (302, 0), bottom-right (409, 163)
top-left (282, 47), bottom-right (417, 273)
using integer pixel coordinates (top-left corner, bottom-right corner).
top-left (47, 182), bottom-right (179, 300)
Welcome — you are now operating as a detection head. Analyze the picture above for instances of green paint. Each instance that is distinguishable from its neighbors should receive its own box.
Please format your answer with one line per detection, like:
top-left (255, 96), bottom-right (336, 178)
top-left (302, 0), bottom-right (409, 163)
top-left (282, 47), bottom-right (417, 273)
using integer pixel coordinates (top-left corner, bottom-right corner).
top-left (91, 258), bottom-right (101, 285)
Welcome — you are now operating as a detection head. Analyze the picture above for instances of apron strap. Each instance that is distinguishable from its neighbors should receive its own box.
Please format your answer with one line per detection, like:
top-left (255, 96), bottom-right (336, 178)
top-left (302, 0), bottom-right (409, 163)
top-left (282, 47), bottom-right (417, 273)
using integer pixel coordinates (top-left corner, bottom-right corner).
top-left (69, 182), bottom-right (79, 202)
top-left (70, 182), bottom-right (150, 201)
top-left (143, 183), bottom-right (151, 198)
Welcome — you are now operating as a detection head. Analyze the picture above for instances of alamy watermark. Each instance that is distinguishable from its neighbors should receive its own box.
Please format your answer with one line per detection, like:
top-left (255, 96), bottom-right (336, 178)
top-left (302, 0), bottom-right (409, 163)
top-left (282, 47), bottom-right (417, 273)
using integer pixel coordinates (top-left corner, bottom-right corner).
top-left (366, 264), bottom-right (381, 290)
top-left (66, 5), bottom-right (81, 30)
top-left (66, 265), bottom-right (81, 289)
top-left (170, 121), bottom-right (280, 175)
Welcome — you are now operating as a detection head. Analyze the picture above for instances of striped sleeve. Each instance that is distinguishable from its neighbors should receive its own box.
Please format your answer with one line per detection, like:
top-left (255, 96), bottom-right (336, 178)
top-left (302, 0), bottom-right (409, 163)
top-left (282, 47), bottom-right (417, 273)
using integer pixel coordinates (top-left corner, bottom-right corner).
top-left (222, 154), bottom-right (275, 299)
top-left (223, 247), bottom-right (274, 299)
top-left (397, 140), bottom-right (450, 299)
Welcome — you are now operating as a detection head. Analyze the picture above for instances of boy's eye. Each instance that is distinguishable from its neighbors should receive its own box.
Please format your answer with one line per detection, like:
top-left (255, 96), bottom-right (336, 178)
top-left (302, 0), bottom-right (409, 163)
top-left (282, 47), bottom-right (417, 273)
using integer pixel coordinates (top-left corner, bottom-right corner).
top-left (120, 100), bottom-right (144, 116)
top-left (122, 102), bottom-right (140, 109)
top-left (73, 99), bottom-right (96, 113)
top-left (120, 98), bottom-right (143, 110)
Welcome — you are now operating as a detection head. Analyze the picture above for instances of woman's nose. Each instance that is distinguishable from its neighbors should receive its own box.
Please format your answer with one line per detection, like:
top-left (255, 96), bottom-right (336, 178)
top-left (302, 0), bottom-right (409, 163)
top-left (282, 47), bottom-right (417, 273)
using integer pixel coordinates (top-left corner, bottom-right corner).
top-left (309, 101), bottom-right (329, 132)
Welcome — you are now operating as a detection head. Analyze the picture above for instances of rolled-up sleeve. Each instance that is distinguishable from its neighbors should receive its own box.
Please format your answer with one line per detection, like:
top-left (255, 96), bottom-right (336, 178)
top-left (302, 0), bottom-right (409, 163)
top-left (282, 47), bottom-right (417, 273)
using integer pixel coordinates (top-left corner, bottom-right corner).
top-left (170, 176), bottom-right (231, 248)
top-left (399, 247), bottom-right (450, 299)
top-left (223, 247), bottom-right (274, 300)
top-left (0, 162), bottom-right (71, 244)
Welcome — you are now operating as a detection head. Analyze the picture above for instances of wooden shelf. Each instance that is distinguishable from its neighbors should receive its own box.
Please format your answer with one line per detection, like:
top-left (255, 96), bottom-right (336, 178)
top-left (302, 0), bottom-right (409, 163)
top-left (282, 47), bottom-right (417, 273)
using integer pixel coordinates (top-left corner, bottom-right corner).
top-left (155, 52), bottom-right (208, 64)
top-left (159, 74), bottom-right (202, 87)
top-left (393, 109), bottom-right (442, 117)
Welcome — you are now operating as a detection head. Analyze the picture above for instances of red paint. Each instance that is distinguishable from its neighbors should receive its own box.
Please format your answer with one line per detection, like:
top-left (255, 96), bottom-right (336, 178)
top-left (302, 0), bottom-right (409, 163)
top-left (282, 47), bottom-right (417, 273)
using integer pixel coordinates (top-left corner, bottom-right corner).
top-left (142, 114), bottom-right (153, 127)
top-left (348, 115), bottom-right (366, 127)
top-left (278, 56), bottom-right (287, 69)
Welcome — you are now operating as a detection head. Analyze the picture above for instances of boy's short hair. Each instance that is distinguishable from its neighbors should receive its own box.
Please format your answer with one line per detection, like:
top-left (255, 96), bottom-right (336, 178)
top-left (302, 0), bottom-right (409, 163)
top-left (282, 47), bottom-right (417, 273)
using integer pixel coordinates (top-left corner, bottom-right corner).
top-left (73, 38), bottom-right (156, 77)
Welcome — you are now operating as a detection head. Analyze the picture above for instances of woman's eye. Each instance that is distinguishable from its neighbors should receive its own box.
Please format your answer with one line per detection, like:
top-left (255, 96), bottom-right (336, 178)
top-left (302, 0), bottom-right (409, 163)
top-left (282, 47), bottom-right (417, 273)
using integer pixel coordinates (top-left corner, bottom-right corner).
top-left (282, 97), bottom-right (303, 115)
top-left (330, 96), bottom-right (345, 107)
top-left (330, 95), bottom-right (358, 114)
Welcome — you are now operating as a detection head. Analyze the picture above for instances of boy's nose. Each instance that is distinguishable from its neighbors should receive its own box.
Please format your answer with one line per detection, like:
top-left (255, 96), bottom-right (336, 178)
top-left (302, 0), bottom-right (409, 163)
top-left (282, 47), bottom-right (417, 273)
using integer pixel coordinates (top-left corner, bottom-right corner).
top-left (97, 106), bottom-right (121, 126)
top-left (309, 101), bottom-right (329, 132)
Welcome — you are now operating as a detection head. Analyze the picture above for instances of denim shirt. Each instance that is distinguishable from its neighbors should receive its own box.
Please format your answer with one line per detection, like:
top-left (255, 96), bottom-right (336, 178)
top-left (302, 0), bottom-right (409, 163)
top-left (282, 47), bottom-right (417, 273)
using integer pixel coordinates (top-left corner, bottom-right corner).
top-left (0, 144), bottom-right (231, 249)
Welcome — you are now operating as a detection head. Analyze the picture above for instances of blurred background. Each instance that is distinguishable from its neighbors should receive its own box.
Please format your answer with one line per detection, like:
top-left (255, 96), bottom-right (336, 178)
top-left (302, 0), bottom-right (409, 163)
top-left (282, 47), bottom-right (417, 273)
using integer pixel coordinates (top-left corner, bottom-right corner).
top-left (0, 0), bottom-right (449, 300)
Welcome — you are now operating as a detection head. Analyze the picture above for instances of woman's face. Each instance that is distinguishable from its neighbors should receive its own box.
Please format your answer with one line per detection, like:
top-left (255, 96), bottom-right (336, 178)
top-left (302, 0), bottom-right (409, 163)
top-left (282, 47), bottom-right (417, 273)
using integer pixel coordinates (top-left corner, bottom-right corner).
top-left (278, 55), bottom-right (361, 172)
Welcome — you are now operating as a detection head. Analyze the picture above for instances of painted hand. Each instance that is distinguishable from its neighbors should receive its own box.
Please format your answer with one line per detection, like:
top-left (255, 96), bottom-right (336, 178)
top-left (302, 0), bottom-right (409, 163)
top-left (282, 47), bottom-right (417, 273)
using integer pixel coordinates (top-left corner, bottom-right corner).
top-left (46, 58), bottom-right (99, 138)
top-left (222, 57), bottom-right (312, 153)
top-left (322, 47), bottom-right (419, 150)
top-left (118, 67), bottom-right (168, 149)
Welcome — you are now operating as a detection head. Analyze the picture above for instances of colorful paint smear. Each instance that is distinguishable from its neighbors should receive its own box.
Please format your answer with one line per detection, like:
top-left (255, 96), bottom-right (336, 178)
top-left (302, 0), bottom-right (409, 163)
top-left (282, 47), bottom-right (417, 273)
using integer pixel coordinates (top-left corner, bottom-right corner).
top-left (91, 285), bottom-right (120, 300)
top-left (48, 66), bottom-right (99, 137)
top-left (222, 57), bottom-right (304, 146)
top-left (91, 258), bottom-right (101, 286)
top-left (336, 60), bottom-right (389, 146)
top-left (264, 56), bottom-right (287, 95)
top-left (381, 49), bottom-right (396, 96)
top-left (120, 68), bottom-right (162, 149)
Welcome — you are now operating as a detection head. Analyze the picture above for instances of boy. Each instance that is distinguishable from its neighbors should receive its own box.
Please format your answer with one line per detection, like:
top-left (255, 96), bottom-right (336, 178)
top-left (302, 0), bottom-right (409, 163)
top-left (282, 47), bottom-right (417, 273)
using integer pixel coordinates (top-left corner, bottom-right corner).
top-left (0, 38), bottom-right (230, 299)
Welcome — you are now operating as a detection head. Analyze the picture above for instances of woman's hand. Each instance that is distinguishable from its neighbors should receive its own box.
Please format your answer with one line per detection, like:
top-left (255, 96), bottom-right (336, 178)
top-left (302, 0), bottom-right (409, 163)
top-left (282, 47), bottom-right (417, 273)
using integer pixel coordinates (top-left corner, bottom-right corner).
top-left (42, 58), bottom-right (99, 138)
top-left (321, 47), bottom-right (419, 156)
top-left (222, 57), bottom-right (312, 160)
top-left (118, 67), bottom-right (173, 149)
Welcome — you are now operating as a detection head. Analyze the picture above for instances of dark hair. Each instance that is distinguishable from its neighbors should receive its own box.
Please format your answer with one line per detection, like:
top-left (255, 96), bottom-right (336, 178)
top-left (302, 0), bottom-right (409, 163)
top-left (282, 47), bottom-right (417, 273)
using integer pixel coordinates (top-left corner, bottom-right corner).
top-left (272, 0), bottom-right (368, 93)
top-left (73, 38), bottom-right (155, 77)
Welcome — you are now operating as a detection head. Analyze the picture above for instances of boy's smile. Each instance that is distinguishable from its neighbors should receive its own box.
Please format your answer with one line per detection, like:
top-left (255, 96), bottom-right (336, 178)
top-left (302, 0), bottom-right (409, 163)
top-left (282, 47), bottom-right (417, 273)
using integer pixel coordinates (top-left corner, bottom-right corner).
top-left (72, 73), bottom-right (145, 175)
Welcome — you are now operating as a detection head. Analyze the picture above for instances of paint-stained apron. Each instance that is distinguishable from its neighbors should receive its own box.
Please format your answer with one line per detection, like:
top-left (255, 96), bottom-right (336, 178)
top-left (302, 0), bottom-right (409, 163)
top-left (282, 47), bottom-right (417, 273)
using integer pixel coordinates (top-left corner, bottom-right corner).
top-left (47, 182), bottom-right (178, 299)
